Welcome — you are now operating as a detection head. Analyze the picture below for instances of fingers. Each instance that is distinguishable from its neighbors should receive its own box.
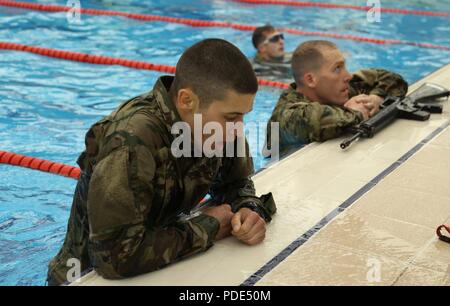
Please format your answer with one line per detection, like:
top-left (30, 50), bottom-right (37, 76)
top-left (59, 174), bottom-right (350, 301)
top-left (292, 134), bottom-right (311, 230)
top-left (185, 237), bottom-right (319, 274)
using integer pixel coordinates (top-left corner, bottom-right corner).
top-left (232, 210), bottom-right (260, 237)
top-left (356, 95), bottom-right (370, 104)
top-left (232, 210), bottom-right (266, 245)
top-left (358, 106), bottom-right (370, 120)
top-left (246, 229), bottom-right (266, 245)
top-left (345, 95), bottom-right (380, 119)
top-left (231, 211), bottom-right (243, 233)
top-left (365, 101), bottom-right (380, 116)
top-left (213, 207), bottom-right (268, 245)
top-left (203, 204), bottom-right (235, 241)
top-left (369, 106), bottom-right (378, 117)
top-left (349, 94), bottom-right (369, 104)
top-left (369, 94), bottom-right (384, 106)
top-left (362, 111), bottom-right (370, 121)
top-left (235, 218), bottom-right (266, 242)
top-left (345, 95), bottom-right (369, 109)
top-left (362, 100), bottom-right (373, 107)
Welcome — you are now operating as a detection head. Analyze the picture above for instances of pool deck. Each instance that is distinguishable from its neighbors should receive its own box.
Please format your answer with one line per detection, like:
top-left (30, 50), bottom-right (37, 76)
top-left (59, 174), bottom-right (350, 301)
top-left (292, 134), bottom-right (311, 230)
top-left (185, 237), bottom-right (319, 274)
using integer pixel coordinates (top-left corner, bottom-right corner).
top-left (73, 63), bottom-right (450, 286)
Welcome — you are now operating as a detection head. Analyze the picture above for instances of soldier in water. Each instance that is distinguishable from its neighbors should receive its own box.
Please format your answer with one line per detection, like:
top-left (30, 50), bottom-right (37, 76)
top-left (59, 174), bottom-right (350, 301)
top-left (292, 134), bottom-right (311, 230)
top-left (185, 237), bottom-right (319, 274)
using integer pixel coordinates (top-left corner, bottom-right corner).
top-left (47, 39), bottom-right (276, 285)
top-left (250, 24), bottom-right (293, 83)
top-left (266, 40), bottom-right (408, 156)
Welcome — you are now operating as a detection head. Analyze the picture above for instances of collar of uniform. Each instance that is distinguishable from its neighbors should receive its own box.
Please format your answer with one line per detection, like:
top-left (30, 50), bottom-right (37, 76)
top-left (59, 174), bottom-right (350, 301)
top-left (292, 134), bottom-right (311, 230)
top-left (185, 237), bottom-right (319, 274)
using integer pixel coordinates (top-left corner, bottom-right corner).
top-left (284, 82), bottom-right (316, 104)
top-left (153, 76), bottom-right (182, 132)
top-left (254, 52), bottom-right (290, 64)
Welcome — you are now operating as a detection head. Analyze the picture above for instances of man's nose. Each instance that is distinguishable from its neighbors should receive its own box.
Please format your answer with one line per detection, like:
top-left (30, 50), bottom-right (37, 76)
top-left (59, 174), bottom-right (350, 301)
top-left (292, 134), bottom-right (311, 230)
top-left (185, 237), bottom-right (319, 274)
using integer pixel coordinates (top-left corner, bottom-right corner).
top-left (343, 69), bottom-right (352, 82)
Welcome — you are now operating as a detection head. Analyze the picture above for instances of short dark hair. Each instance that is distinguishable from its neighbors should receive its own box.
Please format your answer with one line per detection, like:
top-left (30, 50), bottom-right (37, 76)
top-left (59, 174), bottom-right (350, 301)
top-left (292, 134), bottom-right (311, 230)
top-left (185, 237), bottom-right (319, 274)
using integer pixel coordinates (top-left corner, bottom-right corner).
top-left (292, 40), bottom-right (338, 86)
top-left (171, 39), bottom-right (258, 106)
top-left (252, 24), bottom-right (276, 49)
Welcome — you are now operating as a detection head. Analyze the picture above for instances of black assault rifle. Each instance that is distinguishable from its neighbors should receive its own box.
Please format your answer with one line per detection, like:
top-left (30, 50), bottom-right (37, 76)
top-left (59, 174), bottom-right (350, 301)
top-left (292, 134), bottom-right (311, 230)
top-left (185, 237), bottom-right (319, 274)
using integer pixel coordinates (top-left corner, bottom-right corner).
top-left (340, 83), bottom-right (450, 150)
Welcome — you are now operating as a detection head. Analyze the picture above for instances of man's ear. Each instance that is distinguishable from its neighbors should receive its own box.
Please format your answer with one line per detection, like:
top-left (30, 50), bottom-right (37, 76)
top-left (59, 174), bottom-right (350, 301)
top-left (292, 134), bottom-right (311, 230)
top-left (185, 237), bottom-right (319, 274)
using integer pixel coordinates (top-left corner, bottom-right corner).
top-left (257, 43), bottom-right (267, 55)
top-left (175, 88), bottom-right (199, 112)
top-left (303, 72), bottom-right (317, 88)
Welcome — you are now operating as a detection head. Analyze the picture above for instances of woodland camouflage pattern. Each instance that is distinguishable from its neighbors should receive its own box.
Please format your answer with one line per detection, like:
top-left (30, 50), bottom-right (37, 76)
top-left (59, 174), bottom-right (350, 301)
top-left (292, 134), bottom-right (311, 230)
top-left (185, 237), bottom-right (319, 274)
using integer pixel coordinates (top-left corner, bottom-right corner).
top-left (250, 52), bottom-right (293, 83)
top-left (47, 76), bottom-right (276, 285)
top-left (266, 69), bottom-right (408, 155)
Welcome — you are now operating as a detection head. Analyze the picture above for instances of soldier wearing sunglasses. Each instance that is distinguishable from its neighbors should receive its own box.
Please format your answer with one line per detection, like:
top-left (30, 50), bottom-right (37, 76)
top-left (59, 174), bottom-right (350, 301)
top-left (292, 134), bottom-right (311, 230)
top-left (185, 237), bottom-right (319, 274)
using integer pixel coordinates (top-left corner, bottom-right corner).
top-left (251, 24), bottom-right (293, 83)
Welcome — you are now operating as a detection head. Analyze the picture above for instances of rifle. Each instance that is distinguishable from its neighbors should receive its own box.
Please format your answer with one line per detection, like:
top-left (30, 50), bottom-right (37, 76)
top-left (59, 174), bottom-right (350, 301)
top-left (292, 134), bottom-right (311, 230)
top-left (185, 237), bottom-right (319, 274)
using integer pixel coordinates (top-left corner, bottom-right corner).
top-left (340, 83), bottom-right (450, 150)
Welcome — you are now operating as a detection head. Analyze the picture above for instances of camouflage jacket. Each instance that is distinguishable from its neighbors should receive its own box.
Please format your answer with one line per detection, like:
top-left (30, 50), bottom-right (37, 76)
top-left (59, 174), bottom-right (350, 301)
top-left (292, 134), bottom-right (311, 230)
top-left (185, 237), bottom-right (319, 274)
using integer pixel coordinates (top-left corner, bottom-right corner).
top-left (266, 69), bottom-right (408, 156)
top-left (250, 52), bottom-right (293, 83)
top-left (47, 76), bottom-right (274, 285)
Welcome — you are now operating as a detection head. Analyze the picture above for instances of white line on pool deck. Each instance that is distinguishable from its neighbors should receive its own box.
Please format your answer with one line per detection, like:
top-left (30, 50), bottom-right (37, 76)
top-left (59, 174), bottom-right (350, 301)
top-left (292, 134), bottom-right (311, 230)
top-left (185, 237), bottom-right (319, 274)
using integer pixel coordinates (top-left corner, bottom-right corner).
top-left (73, 63), bottom-right (450, 286)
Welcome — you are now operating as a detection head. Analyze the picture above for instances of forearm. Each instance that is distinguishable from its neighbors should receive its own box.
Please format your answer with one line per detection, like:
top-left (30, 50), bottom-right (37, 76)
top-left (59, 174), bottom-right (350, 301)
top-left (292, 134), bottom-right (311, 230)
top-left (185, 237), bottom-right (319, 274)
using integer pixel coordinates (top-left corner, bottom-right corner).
top-left (89, 214), bottom-right (219, 279)
top-left (353, 69), bottom-right (408, 98)
top-left (312, 105), bottom-right (364, 142)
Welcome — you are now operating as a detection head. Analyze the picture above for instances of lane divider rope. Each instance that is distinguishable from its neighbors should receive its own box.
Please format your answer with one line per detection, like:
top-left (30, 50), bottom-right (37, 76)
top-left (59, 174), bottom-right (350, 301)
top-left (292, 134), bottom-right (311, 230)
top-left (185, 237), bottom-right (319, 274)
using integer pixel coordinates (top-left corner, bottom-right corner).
top-left (0, 41), bottom-right (290, 89)
top-left (0, 0), bottom-right (449, 51)
top-left (0, 150), bottom-right (80, 180)
top-left (231, 0), bottom-right (450, 18)
top-left (0, 150), bottom-right (212, 205)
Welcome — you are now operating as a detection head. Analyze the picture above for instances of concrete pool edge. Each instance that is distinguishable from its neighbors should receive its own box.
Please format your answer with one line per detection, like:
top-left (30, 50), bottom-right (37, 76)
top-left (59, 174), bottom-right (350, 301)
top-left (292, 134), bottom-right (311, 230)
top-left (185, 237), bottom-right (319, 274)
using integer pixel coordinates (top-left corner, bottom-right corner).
top-left (243, 118), bottom-right (450, 286)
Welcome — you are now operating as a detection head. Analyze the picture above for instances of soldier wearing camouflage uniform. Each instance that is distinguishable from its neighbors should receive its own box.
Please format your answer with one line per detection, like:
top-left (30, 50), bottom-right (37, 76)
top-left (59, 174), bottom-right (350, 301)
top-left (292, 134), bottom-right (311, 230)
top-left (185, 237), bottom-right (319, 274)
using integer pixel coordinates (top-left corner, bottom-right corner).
top-left (266, 40), bottom-right (408, 156)
top-left (47, 39), bottom-right (276, 286)
top-left (250, 25), bottom-right (293, 83)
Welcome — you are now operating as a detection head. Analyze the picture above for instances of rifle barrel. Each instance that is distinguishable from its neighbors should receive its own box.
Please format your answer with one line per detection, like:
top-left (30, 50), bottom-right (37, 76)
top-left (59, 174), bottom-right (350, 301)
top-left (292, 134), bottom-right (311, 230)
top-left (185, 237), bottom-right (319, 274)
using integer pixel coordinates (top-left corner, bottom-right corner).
top-left (340, 132), bottom-right (362, 150)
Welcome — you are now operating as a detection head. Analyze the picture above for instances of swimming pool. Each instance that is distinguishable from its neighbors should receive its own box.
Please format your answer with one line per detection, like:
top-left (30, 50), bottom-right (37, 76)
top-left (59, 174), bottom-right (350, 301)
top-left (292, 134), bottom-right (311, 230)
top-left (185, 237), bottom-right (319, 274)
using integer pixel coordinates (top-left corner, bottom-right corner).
top-left (0, 0), bottom-right (449, 286)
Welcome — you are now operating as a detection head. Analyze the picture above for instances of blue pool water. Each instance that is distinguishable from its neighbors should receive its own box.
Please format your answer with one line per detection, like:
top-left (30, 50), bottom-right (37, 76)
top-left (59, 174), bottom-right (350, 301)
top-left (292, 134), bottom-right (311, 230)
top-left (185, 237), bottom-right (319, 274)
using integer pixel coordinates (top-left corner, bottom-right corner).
top-left (0, 0), bottom-right (449, 285)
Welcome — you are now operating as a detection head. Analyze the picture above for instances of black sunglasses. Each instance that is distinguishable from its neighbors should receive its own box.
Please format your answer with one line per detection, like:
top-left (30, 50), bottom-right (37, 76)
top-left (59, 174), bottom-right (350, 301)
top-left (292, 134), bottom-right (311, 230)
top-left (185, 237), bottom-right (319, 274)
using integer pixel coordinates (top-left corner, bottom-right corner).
top-left (266, 33), bottom-right (284, 44)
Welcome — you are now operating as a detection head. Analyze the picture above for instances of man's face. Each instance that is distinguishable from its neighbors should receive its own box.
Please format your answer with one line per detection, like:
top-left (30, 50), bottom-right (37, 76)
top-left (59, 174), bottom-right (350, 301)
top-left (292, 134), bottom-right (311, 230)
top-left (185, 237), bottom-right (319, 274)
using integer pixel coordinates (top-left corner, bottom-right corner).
top-left (311, 48), bottom-right (353, 105)
top-left (260, 31), bottom-right (285, 59)
top-left (198, 90), bottom-right (255, 151)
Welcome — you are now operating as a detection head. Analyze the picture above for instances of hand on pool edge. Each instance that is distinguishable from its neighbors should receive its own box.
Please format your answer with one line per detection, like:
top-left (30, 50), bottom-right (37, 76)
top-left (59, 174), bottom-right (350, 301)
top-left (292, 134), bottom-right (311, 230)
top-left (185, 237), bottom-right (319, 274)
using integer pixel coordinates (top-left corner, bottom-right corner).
top-left (231, 208), bottom-right (266, 245)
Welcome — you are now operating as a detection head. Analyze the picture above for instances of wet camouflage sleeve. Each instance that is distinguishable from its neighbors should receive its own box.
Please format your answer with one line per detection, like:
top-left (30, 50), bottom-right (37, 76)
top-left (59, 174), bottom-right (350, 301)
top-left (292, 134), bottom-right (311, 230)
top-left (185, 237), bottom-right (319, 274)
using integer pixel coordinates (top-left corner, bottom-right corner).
top-left (350, 68), bottom-right (408, 98)
top-left (281, 102), bottom-right (364, 143)
top-left (87, 132), bottom-right (219, 279)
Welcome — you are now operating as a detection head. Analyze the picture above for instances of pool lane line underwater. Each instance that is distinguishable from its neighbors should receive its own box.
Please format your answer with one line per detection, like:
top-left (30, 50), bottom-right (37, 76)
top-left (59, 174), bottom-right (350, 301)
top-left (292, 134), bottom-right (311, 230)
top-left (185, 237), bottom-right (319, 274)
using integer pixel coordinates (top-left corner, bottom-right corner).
top-left (0, 41), bottom-right (289, 90)
top-left (0, 0), bottom-right (450, 51)
top-left (241, 118), bottom-right (450, 286)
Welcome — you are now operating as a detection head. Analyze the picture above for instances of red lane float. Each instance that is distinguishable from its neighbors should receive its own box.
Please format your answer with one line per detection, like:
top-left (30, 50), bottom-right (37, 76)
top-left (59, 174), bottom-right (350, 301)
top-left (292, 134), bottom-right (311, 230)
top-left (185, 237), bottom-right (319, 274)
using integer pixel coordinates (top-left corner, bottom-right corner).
top-left (0, 0), bottom-right (449, 51)
top-left (0, 150), bottom-right (80, 180)
top-left (0, 41), bottom-right (290, 89)
top-left (0, 151), bottom-right (208, 207)
top-left (232, 0), bottom-right (450, 18)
